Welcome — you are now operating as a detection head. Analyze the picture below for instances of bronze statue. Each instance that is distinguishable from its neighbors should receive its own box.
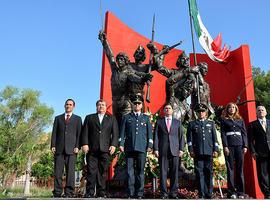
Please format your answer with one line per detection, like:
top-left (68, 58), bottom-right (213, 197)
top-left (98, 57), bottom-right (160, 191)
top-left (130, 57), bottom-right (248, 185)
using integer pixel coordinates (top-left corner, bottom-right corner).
top-left (128, 45), bottom-right (153, 98)
top-left (98, 31), bottom-right (152, 125)
top-left (148, 45), bottom-right (196, 121)
top-left (192, 62), bottom-right (214, 115)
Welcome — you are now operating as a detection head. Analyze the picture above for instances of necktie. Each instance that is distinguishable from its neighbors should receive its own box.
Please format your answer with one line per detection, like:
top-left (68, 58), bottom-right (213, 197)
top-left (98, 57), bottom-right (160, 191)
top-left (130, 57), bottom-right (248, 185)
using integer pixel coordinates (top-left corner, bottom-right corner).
top-left (65, 114), bottom-right (70, 124)
top-left (166, 118), bottom-right (171, 133)
top-left (135, 113), bottom-right (139, 119)
top-left (262, 120), bottom-right (267, 132)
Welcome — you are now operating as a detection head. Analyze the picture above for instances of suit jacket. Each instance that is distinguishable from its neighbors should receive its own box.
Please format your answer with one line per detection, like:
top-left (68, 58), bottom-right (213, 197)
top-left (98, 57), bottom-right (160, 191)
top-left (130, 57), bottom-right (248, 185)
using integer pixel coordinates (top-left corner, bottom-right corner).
top-left (119, 112), bottom-right (153, 153)
top-left (81, 113), bottom-right (119, 153)
top-left (187, 119), bottom-right (218, 156)
top-left (220, 118), bottom-right (248, 148)
top-left (248, 119), bottom-right (270, 157)
top-left (153, 117), bottom-right (185, 156)
top-left (51, 113), bottom-right (82, 155)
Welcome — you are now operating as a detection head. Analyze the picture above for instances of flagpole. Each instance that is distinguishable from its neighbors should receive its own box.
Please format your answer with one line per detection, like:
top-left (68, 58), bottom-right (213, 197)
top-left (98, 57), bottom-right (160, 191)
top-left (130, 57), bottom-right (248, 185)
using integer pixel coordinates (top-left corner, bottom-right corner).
top-left (188, 0), bottom-right (197, 66)
top-left (187, 0), bottom-right (200, 104)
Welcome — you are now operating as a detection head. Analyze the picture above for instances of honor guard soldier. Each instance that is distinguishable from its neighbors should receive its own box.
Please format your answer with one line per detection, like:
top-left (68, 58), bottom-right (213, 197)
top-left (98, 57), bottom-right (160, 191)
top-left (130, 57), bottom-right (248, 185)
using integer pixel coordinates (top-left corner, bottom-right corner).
top-left (187, 103), bottom-right (218, 199)
top-left (119, 93), bottom-right (153, 199)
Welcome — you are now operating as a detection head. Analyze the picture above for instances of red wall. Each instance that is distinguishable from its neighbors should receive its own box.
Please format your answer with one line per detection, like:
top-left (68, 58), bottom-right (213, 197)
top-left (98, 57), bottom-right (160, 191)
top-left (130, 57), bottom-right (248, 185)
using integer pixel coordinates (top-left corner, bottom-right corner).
top-left (100, 11), bottom-right (262, 198)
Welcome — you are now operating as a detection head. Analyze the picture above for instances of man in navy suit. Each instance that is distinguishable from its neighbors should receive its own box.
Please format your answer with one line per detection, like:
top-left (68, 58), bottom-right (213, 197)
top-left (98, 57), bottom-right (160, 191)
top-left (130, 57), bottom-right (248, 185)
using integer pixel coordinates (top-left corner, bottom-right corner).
top-left (248, 105), bottom-right (270, 199)
top-left (51, 99), bottom-right (82, 198)
top-left (119, 94), bottom-right (153, 198)
top-left (154, 103), bottom-right (185, 199)
top-left (81, 99), bottom-right (119, 198)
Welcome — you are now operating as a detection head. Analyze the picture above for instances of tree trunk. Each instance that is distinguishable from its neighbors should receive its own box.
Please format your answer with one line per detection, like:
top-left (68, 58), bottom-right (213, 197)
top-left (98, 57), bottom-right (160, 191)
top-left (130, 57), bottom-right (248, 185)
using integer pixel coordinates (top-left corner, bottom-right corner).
top-left (23, 155), bottom-right (32, 196)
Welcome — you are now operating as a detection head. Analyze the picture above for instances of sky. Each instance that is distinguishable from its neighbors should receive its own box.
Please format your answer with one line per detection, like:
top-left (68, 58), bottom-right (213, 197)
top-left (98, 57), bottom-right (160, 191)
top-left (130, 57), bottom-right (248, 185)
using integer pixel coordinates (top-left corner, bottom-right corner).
top-left (0, 0), bottom-right (269, 127)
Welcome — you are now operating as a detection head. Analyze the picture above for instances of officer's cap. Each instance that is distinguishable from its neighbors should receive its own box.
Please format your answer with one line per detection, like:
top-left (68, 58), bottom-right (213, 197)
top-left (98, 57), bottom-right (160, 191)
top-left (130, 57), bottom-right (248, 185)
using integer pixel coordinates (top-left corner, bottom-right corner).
top-left (194, 103), bottom-right (208, 112)
top-left (131, 93), bottom-right (144, 103)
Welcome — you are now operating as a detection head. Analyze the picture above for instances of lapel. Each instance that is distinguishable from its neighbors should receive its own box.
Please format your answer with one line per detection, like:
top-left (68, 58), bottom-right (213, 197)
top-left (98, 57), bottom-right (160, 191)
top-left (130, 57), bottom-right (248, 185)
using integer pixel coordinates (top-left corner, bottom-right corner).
top-left (170, 118), bottom-right (177, 134)
top-left (101, 114), bottom-right (108, 127)
top-left (256, 119), bottom-right (266, 133)
top-left (266, 119), bottom-right (270, 134)
top-left (94, 113), bottom-right (100, 126)
top-left (61, 113), bottom-right (65, 124)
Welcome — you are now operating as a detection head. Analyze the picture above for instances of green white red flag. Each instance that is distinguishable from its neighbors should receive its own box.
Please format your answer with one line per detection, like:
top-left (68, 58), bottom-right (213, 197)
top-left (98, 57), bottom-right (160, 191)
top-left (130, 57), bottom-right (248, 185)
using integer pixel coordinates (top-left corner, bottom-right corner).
top-left (188, 0), bottom-right (230, 63)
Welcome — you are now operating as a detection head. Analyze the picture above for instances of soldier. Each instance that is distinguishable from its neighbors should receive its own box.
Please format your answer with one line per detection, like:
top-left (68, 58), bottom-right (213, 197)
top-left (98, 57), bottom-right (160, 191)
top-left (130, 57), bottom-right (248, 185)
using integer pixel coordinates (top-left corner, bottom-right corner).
top-left (147, 47), bottom-right (196, 121)
top-left (191, 62), bottom-right (214, 115)
top-left (98, 30), bottom-right (152, 127)
top-left (187, 103), bottom-right (218, 199)
top-left (128, 45), bottom-right (154, 98)
top-left (119, 94), bottom-right (153, 198)
top-left (220, 102), bottom-right (248, 199)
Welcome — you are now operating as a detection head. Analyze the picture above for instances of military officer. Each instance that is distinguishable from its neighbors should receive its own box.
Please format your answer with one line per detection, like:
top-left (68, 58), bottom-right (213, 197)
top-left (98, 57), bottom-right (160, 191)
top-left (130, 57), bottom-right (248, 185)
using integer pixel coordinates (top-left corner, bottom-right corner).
top-left (187, 103), bottom-right (218, 199)
top-left (119, 93), bottom-right (153, 198)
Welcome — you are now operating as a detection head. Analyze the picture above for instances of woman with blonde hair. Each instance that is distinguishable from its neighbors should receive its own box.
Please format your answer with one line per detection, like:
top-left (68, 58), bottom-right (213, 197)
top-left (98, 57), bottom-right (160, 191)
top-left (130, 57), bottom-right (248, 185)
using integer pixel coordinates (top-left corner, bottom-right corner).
top-left (220, 102), bottom-right (248, 199)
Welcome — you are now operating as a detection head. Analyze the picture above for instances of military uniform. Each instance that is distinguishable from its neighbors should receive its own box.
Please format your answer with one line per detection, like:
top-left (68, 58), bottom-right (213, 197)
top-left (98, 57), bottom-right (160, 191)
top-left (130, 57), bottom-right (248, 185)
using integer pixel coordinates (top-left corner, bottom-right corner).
top-left (187, 104), bottom-right (218, 198)
top-left (119, 95), bottom-right (153, 198)
top-left (220, 118), bottom-right (248, 197)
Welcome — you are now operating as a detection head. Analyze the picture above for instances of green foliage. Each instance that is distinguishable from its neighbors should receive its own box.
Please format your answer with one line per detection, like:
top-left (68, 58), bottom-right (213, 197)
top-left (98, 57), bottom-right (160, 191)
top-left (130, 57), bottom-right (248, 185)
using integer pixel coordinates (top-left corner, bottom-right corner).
top-left (0, 86), bottom-right (54, 185)
top-left (0, 186), bottom-right (52, 198)
top-left (31, 152), bottom-right (54, 180)
top-left (253, 67), bottom-right (270, 112)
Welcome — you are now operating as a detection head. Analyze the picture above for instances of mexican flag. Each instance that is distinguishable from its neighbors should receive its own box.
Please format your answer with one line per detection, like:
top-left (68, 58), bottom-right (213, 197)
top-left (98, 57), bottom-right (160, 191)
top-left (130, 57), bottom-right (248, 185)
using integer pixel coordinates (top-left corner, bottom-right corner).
top-left (188, 0), bottom-right (230, 63)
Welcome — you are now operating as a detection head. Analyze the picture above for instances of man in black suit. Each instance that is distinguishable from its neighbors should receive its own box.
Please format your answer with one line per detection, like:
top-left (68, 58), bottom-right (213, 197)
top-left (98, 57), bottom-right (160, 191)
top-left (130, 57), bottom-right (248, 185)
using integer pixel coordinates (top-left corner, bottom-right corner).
top-left (51, 99), bottom-right (82, 198)
top-left (154, 103), bottom-right (185, 199)
top-left (248, 105), bottom-right (270, 198)
top-left (81, 99), bottom-right (119, 198)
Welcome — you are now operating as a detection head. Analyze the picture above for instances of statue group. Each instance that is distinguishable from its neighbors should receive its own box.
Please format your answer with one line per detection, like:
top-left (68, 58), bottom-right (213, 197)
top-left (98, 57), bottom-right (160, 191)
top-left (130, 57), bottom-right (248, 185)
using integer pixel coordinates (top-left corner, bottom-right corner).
top-left (99, 30), bottom-right (213, 123)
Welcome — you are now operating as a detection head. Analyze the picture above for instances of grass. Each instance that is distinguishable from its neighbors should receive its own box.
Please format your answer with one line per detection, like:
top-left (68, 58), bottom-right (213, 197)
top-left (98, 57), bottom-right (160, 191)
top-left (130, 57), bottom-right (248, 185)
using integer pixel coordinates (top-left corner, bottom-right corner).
top-left (0, 186), bottom-right (52, 198)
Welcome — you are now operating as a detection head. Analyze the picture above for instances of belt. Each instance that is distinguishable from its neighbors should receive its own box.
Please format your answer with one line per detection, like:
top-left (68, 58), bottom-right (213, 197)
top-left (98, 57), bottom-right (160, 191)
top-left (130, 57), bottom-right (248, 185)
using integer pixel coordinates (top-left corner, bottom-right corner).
top-left (226, 131), bottom-right (241, 136)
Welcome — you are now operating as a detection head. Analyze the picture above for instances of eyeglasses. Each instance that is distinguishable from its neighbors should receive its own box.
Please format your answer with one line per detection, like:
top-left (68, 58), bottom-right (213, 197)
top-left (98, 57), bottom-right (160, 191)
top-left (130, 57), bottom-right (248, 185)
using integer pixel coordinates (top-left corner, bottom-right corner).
top-left (133, 102), bottom-right (142, 105)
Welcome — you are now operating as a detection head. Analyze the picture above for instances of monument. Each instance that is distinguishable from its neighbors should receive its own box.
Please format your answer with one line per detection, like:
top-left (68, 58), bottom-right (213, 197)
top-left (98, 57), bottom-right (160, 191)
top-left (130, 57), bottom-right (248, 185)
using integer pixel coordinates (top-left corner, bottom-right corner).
top-left (99, 11), bottom-right (261, 198)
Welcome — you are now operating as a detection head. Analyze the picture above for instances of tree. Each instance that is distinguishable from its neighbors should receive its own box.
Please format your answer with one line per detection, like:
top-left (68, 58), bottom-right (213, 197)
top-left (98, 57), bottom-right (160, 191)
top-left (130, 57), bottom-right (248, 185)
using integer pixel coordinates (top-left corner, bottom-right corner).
top-left (252, 67), bottom-right (270, 112)
top-left (0, 86), bottom-right (54, 188)
top-left (31, 151), bottom-right (54, 183)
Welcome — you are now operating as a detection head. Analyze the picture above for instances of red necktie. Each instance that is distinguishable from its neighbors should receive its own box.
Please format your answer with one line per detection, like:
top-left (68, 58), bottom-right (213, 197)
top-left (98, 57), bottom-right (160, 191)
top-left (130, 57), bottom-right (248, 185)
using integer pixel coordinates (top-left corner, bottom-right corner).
top-left (65, 114), bottom-right (70, 124)
top-left (166, 118), bottom-right (171, 133)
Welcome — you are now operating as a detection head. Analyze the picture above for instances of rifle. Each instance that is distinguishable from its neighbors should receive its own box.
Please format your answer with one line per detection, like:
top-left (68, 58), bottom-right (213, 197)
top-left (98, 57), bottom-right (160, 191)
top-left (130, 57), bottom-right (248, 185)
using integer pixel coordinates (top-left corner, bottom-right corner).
top-left (146, 14), bottom-right (155, 103)
top-left (154, 41), bottom-right (183, 59)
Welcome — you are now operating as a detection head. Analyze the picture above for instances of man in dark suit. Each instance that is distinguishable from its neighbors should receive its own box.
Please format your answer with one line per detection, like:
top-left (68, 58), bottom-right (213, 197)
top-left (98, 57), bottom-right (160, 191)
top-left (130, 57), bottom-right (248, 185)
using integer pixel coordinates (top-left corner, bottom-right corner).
top-left (248, 105), bottom-right (270, 198)
top-left (81, 99), bottom-right (119, 198)
top-left (154, 103), bottom-right (185, 199)
top-left (187, 103), bottom-right (218, 199)
top-left (119, 94), bottom-right (153, 198)
top-left (51, 98), bottom-right (82, 198)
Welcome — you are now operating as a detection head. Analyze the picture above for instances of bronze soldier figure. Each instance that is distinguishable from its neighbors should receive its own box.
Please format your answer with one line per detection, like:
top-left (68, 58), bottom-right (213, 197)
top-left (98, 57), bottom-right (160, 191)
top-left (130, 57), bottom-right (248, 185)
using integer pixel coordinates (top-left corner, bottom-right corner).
top-left (98, 31), bottom-right (152, 126)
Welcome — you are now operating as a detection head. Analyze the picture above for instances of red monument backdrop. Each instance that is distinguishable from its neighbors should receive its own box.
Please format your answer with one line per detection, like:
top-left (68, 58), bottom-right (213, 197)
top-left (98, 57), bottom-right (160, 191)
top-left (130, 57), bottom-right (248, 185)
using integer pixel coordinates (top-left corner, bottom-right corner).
top-left (100, 11), bottom-right (262, 198)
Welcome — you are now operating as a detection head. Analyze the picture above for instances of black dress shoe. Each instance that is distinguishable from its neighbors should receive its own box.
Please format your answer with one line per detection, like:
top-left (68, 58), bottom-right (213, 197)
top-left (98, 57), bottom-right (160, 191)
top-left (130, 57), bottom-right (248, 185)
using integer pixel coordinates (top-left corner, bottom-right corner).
top-left (53, 194), bottom-right (62, 198)
top-left (84, 193), bottom-right (95, 198)
top-left (98, 194), bottom-right (107, 198)
top-left (63, 193), bottom-right (75, 198)
top-left (160, 195), bottom-right (168, 199)
top-left (137, 196), bottom-right (143, 199)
